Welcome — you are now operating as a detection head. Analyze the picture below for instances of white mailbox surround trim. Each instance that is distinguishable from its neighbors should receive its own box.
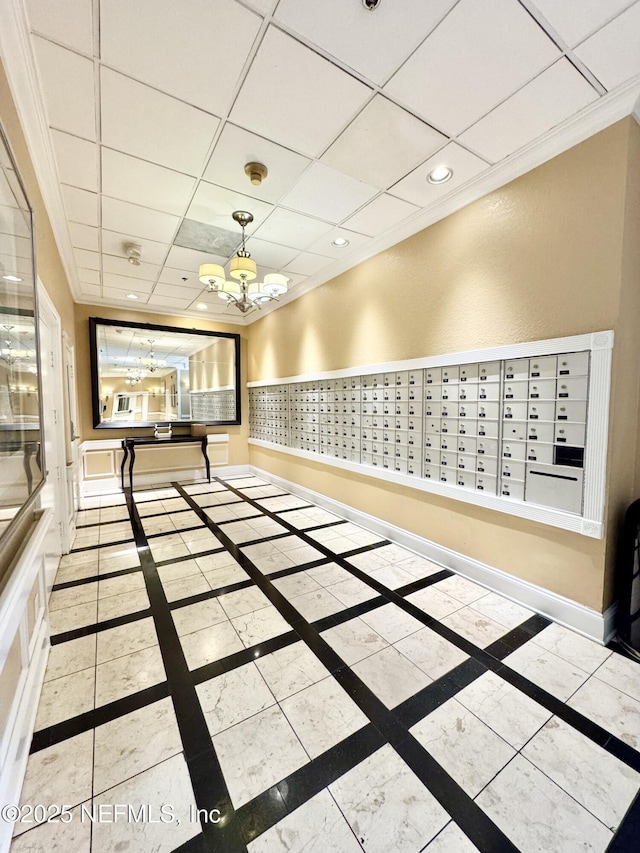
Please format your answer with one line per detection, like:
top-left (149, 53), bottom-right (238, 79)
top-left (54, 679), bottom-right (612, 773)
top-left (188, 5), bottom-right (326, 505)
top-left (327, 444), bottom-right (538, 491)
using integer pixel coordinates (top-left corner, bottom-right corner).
top-left (248, 331), bottom-right (614, 539)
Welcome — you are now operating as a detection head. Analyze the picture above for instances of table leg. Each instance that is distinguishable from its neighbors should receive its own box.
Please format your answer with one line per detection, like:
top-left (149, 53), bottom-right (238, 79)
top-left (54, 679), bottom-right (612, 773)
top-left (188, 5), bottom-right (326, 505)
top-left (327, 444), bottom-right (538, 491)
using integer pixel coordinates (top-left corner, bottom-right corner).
top-left (129, 444), bottom-right (136, 492)
top-left (23, 444), bottom-right (33, 494)
top-left (121, 443), bottom-right (129, 491)
top-left (202, 437), bottom-right (211, 483)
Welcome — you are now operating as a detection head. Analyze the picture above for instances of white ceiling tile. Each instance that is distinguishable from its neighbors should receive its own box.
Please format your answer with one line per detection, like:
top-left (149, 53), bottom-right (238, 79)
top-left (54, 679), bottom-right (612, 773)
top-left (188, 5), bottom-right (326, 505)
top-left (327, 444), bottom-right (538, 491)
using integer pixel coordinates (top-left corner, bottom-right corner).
top-left (51, 131), bottom-right (97, 191)
top-left (203, 123), bottom-right (311, 204)
top-left (281, 162), bottom-right (378, 223)
top-left (307, 227), bottom-right (371, 259)
top-left (102, 273), bottom-right (155, 293)
top-left (101, 230), bottom-right (170, 266)
top-left (78, 283), bottom-right (101, 298)
top-left (77, 268), bottom-right (101, 285)
top-left (101, 69), bottom-right (220, 177)
top-left (186, 182), bottom-right (273, 232)
top-left (101, 197), bottom-right (180, 244)
top-left (389, 143), bottom-right (489, 207)
top-left (102, 149), bottom-right (196, 216)
top-left (153, 282), bottom-right (203, 300)
top-left (343, 194), bottom-right (419, 237)
top-left (102, 286), bottom-right (150, 303)
top-left (530, 0), bottom-right (636, 47)
top-left (230, 27), bottom-right (372, 158)
top-left (61, 185), bottom-right (98, 226)
top-left (157, 266), bottom-right (204, 288)
top-left (384, 0), bottom-right (560, 136)
top-left (33, 37), bottom-right (96, 139)
top-left (74, 248), bottom-right (100, 270)
top-left (253, 208), bottom-right (333, 250)
top-left (574, 2), bottom-right (640, 90)
top-left (26, 0), bottom-right (93, 54)
top-left (147, 294), bottom-right (193, 310)
top-left (242, 0), bottom-right (277, 15)
top-left (69, 222), bottom-right (99, 251)
top-left (283, 252), bottom-right (334, 276)
top-left (460, 60), bottom-right (598, 163)
top-left (164, 245), bottom-right (227, 272)
top-left (103, 256), bottom-right (160, 281)
top-left (243, 237), bottom-right (298, 269)
top-left (100, 0), bottom-right (261, 114)
top-left (274, 0), bottom-right (456, 85)
top-left (321, 95), bottom-right (447, 190)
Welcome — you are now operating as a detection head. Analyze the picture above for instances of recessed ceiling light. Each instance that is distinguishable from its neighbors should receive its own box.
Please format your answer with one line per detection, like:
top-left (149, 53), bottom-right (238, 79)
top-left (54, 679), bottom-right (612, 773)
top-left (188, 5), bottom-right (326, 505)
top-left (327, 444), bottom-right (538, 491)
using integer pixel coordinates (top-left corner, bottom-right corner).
top-left (126, 293), bottom-right (139, 300)
top-left (2, 275), bottom-right (22, 282)
top-left (331, 237), bottom-right (349, 248)
top-left (427, 166), bottom-right (453, 185)
top-left (196, 303), bottom-right (208, 310)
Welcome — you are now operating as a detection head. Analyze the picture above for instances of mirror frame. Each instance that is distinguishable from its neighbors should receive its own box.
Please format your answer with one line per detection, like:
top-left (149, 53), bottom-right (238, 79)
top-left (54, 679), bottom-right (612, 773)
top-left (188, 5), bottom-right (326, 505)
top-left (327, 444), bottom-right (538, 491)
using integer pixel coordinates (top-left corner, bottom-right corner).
top-left (89, 317), bottom-right (241, 429)
top-left (0, 121), bottom-right (46, 549)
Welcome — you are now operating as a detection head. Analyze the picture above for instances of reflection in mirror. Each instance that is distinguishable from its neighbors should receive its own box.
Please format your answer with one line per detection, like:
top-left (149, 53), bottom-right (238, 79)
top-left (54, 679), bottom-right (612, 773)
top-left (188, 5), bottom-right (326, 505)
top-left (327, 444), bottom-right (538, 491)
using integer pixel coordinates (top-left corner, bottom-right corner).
top-left (90, 319), bottom-right (241, 428)
top-left (0, 124), bottom-right (44, 542)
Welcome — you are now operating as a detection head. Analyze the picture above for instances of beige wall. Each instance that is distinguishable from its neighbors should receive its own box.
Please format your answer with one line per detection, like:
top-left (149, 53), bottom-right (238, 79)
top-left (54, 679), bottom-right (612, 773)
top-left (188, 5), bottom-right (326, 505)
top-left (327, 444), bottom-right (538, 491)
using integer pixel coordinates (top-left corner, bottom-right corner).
top-left (248, 119), bottom-right (639, 613)
top-left (74, 304), bottom-right (249, 467)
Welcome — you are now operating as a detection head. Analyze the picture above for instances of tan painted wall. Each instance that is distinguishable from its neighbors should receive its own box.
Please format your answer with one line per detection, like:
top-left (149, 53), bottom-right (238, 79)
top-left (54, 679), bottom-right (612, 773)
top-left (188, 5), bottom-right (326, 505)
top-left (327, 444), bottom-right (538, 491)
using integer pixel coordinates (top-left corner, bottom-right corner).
top-left (74, 304), bottom-right (249, 466)
top-left (248, 119), bottom-right (638, 613)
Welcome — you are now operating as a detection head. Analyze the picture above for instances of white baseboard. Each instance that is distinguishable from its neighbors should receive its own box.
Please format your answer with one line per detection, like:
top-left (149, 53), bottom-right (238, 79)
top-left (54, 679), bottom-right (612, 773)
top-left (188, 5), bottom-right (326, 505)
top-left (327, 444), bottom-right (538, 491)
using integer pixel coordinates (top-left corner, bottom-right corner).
top-left (249, 466), bottom-right (614, 645)
top-left (80, 465), bottom-right (250, 496)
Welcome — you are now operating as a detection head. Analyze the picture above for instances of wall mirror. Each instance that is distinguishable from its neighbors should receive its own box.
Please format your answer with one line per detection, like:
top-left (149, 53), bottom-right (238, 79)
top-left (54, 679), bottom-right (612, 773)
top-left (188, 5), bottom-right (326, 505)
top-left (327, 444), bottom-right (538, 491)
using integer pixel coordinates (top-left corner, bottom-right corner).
top-left (0, 123), bottom-right (44, 544)
top-left (90, 318), bottom-right (241, 428)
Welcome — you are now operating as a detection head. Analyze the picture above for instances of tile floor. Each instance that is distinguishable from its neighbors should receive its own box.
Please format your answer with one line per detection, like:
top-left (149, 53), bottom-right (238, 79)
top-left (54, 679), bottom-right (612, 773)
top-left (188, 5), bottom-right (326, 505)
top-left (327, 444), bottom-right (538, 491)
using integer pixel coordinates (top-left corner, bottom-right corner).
top-left (9, 475), bottom-right (640, 852)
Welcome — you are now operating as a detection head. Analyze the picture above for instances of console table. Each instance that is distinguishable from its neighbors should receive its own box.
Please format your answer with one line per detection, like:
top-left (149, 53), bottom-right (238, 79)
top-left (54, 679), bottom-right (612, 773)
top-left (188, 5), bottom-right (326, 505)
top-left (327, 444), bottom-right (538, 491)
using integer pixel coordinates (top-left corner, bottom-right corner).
top-left (120, 435), bottom-right (210, 491)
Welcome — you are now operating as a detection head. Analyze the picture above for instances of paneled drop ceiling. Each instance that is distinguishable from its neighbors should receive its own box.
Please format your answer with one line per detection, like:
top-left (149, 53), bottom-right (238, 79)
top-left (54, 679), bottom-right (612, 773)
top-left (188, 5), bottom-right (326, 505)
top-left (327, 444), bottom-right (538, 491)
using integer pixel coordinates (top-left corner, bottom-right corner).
top-left (2, 0), bottom-right (640, 324)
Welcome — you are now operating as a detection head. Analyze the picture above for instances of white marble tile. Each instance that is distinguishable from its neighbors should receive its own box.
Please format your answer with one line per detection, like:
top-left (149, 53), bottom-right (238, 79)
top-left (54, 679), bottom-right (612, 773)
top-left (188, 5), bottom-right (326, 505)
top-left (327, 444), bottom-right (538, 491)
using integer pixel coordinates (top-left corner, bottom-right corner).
top-left (15, 732), bottom-right (93, 835)
top-left (97, 543), bottom-right (139, 572)
top-left (290, 588), bottom-right (345, 621)
top-left (10, 804), bottom-right (91, 851)
top-left (48, 601), bottom-right (98, 635)
top-left (395, 627), bottom-right (469, 681)
top-left (410, 698), bottom-right (515, 797)
top-left (306, 563), bottom-right (353, 587)
top-left (273, 572), bottom-right (322, 598)
top-left (476, 755), bottom-right (612, 852)
top-left (426, 822), bottom-right (480, 852)
top-left (96, 617), bottom-right (158, 664)
top-left (283, 543), bottom-right (326, 567)
top-left (172, 597), bottom-right (228, 636)
top-left (92, 754), bottom-right (198, 852)
top-left (218, 585), bottom-right (272, 619)
top-left (58, 550), bottom-right (100, 570)
top-left (54, 561), bottom-right (100, 584)
top-left (532, 623), bottom-right (612, 674)
top-left (162, 573), bottom-right (212, 602)
top-left (196, 661), bottom-right (276, 736)
top-left (471, 592), bottom-right (535, 630)
top-left (44, 635), bottom-right (96, 682)
top-left (248, 789), bottom-right (362, 853)
top-left (591, 650), bottom-right (640, 701)
top-left (360, 603), bottom-right (424, 643)
top-left (98, 571), bottom-right (146, 599)
top-left (568, 676), bottom-right (640, 749)
top-left (148, 541), bottom-right (191, 562)
top-left (522, 716), bottom-right (640, 829)
top-left (346, 550), bottom-right (391, 572)
top-left (395, 555), bottom-right (444, 580)
top-left (441, 607), bottom-right (508, 648)
top-left (255, 642), bottom-right (330, 701)
top-left (325, 577), bottom-right (377, 607)
top-left (232, 605), bottom-right (292, 647)
top-left (213, 705), bottom-right (309, 807)
top-left (93, 698), bottom-right (182, 795)
top-left (157, 559), bottom-right (203, 585)
top-left (280, 676), bottom-right (368, 758)
top-left (368, 564), bottom-right (416, 589)
top-left (95, 645), bottom-right (166, 706)
top-left (195, 551), bottom-right (236, 573)
top-left (352, 645), bottom-right (432, 708)
top-left (434, 575), bottom-right (489, 605)
top-left (97, 587), bottom-right (150, 621)
top-left (49, 582), bottom-right (98, 612)
top-left (35, 667), bottom-right (95, 729)
top-left (505, 641), bottom-right (590, 701)
top-left (321, 617), bottom-right (388, 665)
top-left (330, 744), bottom-right (449, 852)
top-left (455, 671), bottom-right (551, 748)
top-left (202, 565), bottom-right (249, 589)
top-left (181, 620), bottom-right (244, 670)
top-left (406, 586), bottom-right (463, 620)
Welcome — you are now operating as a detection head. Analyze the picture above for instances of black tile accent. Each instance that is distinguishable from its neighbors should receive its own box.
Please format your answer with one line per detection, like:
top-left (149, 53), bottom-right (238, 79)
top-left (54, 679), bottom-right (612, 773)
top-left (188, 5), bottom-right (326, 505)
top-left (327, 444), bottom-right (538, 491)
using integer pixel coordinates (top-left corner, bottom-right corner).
top-left (70, 537), bottom-right (134, 553)
top-left (167, 579), bottom-right (255, 612)
top-left (190, 631), bottom-right (299, 686)
top-left (608, 789), bottom-right (640, 852)
top-left (52, 565), bottom-right (142, 592)
top-left (395, 658), bottom-right (489, 729)
top-left (50, 607), bottom-right (153, 645)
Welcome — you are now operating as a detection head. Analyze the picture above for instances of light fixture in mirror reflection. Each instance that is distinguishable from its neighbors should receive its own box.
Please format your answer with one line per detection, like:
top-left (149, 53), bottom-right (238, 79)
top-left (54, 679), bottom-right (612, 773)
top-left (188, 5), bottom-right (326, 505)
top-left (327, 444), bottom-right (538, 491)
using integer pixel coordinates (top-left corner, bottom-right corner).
top-left (89, 318), bottom-right (241, 428)
top-left (0, 121), bottom-right (44, 545)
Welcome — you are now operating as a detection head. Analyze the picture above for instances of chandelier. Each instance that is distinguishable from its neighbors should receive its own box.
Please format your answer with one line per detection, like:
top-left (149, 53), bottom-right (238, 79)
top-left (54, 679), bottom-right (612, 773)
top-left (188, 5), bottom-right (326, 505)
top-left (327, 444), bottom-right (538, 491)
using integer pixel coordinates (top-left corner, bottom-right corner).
top-left (198, 211), bottom-right (288, 314)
